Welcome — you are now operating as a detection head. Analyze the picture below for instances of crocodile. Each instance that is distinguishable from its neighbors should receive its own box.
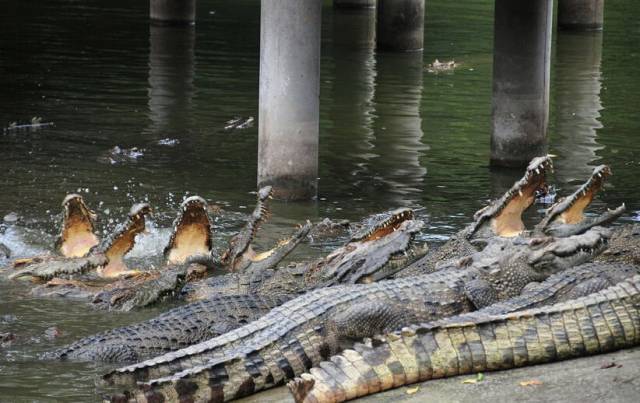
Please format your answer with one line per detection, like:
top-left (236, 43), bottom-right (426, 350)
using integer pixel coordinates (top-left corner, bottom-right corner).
top-left (48, 211), bottom-right (424, 361)
top-left (9, 203), bottom-right (152, 281)
top-left (55, 193), bottom-right (101, 258)
top-left (595, 223), bottom-right (640, 265)
top-left (0, 242), bottom-right (10, 260)
top-left (289, 266), bottom-right (640, 403)
top-left (181, 208), bottom-right (422, 302)
top-left (6, 194), bottom-right (101, 267)
top-left (534, 164), bottom-right (625, 237)
top-left (395, 155), bottom-right (554, 278)
top-left (396, 160), bottom-right (622, 279)
top-left (91, 187), bottom-right (311, 310)
top-left (102, 227), bottom-right (608, 399)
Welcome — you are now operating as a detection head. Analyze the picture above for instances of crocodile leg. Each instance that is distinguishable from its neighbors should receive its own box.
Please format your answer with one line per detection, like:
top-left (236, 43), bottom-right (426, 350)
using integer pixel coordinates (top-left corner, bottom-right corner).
top-left (288, 270), bottom-right (640, 403)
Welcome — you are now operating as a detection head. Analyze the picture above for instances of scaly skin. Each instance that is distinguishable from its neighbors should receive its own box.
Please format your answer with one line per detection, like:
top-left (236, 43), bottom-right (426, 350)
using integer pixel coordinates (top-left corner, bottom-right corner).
top-left (182, 210), bottom-right (422, 302)
top-left (595, 224), bottom-right (640, 265)
top-left (103, 228), bottom-right (607, 399)
top-left (289, 268), bottom-right (640, 403)
top-left (8, 203), bottom-right (152, 281)
top-left (396, 156), bottom-right (554, 278)
top-left (48, 217), bottom-right (423, 361)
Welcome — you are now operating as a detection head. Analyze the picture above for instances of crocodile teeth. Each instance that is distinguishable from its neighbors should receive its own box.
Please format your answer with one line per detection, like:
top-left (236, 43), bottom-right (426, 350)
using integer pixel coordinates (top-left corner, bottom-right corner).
top-left (518, 190), bottom-right (523, 197)
top-left (535, 168), bottom-right (540, 175)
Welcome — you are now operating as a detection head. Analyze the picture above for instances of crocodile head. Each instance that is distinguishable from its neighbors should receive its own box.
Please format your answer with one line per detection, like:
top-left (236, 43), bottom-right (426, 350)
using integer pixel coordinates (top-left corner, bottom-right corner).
top-left (304, 208), bottom-right (427, 287)
top-left (9, 203), bottom-right (152, 281)
top-left (466, 155), bottom-right (553, 240)
top-left (349, 208), bottom-right (415, 242)
top-left (97, 203), bottom-right (153, 278)
top-left (220, 186), bottom-right (273, 271)
top-left (535, 165), bottom-right (625, 237)
top-left (163, 196), bottom-right (213, 265)
top-left (54, 194), bottom-right (100, 258)
top-left (465, 226), bottom-right (610, 304)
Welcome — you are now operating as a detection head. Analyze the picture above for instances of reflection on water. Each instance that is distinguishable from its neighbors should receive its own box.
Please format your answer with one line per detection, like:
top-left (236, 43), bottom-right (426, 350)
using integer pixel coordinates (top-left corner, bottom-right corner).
top-left (146, 25), bottom-right (196, 136)
top-left (552, 31), bottom-right (604, 184)
top-left (371, 52), bottom-right (429, 206)
top-left (1, 0), bottom-right (640, 401)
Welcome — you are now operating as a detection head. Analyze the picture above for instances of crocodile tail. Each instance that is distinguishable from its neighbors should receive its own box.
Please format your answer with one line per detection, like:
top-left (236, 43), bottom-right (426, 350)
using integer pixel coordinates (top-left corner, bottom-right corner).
top-left (288, 275), bottom-right (640, 402)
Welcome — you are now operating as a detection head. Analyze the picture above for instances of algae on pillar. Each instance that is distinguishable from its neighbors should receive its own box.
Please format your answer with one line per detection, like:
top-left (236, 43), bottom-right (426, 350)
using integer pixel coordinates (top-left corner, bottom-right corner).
top-left (258, 0), bottom-right (322, 200)
top-left (558, 0), bottom-right (604, 30)
top-left (376, 0), bottom-right (425, 51)
top-left (490, 0), bottom-right (552, 167)
top-left (150, 0), bottom-right (196, 25)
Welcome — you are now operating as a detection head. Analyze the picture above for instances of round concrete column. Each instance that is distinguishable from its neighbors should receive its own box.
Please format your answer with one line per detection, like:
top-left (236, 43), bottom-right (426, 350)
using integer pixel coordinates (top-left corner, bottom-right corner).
top-left (558, 0), bottom-right (604, 30)
top-left (334, 0), bottom-right (376, 9)
top-left (150, 0), bottom-right (196, 25)
top-left (376, 0), bottom-right (425, 51)
top-left (490, 0), bottom-right (553, 167)
top-left (258, 0), bottom-right (322, 200)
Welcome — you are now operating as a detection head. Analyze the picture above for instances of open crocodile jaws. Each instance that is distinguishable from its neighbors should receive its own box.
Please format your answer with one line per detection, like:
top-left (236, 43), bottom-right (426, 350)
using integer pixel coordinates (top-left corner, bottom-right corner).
top-left (467, 155), bottom-right (553, 240)
top-left (289, 269), bottom-right (640, 403)
top-left (103, 228), bottom-right (605, 401)
top-left (164, 196), bottom-right (213, 265)
top-left (536, 164), bottom-right (625, 237)
top-left (55, 193), bottom-right (100, 258)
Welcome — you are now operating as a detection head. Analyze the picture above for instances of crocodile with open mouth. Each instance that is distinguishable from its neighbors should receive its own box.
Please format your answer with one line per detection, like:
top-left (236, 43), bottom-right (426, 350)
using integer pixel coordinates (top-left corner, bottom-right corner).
top-left (91, 187), bottom-right (312, 310)
top-left (288, 263), bottom-right (640, 402)
top-left (46, 210), bottom-right (425, 361)
top-left (9, 202), bottom-right (152, 282)
top-left (101, 226), bottom-right (609, 401)
top-left (395, 156), bottom-right (554, 278)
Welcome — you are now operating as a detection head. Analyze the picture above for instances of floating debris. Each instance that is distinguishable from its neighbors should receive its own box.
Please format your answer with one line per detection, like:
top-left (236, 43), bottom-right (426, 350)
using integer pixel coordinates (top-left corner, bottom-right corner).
top-left (157, 138), bottom-right (180, 147)
top-left (426, 59), bottom-right (460, 74)
top-left (3, 117), bottom-right (55, 133)
top-left (224, 116), bottom-right (255, 130)
top-left (97, 146), bottom-right (145, 165)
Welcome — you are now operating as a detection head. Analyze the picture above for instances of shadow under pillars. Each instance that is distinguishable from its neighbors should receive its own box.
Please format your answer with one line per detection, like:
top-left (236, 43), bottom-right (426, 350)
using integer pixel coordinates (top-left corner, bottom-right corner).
top-left (146, 24), bottom-right (195, 138)
top-left (552, 31), bottom-right (604, 184)
top-left (324, 8), bottom-right (377, 193)
top-left (369, 52), bottom-right (428, 206)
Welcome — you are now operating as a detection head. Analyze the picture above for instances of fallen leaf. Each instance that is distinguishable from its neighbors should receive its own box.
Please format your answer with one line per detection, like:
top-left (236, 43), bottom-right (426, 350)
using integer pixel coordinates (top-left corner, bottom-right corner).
top-left (462, 379), bottom-right (477, 384)
top-left (477, 373), bottom-right (485, 382)
top-left (406, 387), bottom-right (420, 395)
top-left (519, 380), bottom-right (543, 387)
top-left (601, 361), bottom-right (617, 369)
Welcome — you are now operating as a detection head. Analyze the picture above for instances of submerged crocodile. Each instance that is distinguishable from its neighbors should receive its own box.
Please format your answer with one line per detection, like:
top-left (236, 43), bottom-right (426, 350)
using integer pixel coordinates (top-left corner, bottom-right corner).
top-left (289, 264), bottom-right (640, 402)
top-left (9, 202), bottom-right (152, 281)
top-left (48, 210), bottom-right (425, 361)
top-left (102, 227), bottom-right (608, 400)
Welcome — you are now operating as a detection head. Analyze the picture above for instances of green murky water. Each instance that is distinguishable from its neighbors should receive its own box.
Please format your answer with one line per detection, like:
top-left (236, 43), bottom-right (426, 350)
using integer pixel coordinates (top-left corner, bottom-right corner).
top-left (1, 0), bottom-right (639, 401)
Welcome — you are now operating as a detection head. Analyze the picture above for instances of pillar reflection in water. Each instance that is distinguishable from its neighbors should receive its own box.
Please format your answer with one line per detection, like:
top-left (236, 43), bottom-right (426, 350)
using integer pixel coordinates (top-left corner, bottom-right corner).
top-left (371, 52), bottom-right (428, 206)
top-left (325, 8), bottom-right (377, 191)
top-left (147, 24), bottom-right (195, 137)
top-left (553, 31), bottom-right (603, 184)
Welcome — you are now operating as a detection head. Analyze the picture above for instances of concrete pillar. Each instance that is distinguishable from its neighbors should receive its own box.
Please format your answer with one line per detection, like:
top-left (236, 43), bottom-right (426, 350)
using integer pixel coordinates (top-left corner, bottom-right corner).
top-left (147, 25), bottom-right (195, 135)
top-left (376, 0), bottom-right (425, 52)
top-left (558, 0), bottom-right (604, 30)
top-left (553, 31), bottom-right (603, 183)
top-left (150, 0), bottom-right (196, 25)
top-left (334, 0), bottom-right (376, 9)
top-left (490, 0), bottom-right (552, 167)
top-left (257, 0), bottom-right (322, 200)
